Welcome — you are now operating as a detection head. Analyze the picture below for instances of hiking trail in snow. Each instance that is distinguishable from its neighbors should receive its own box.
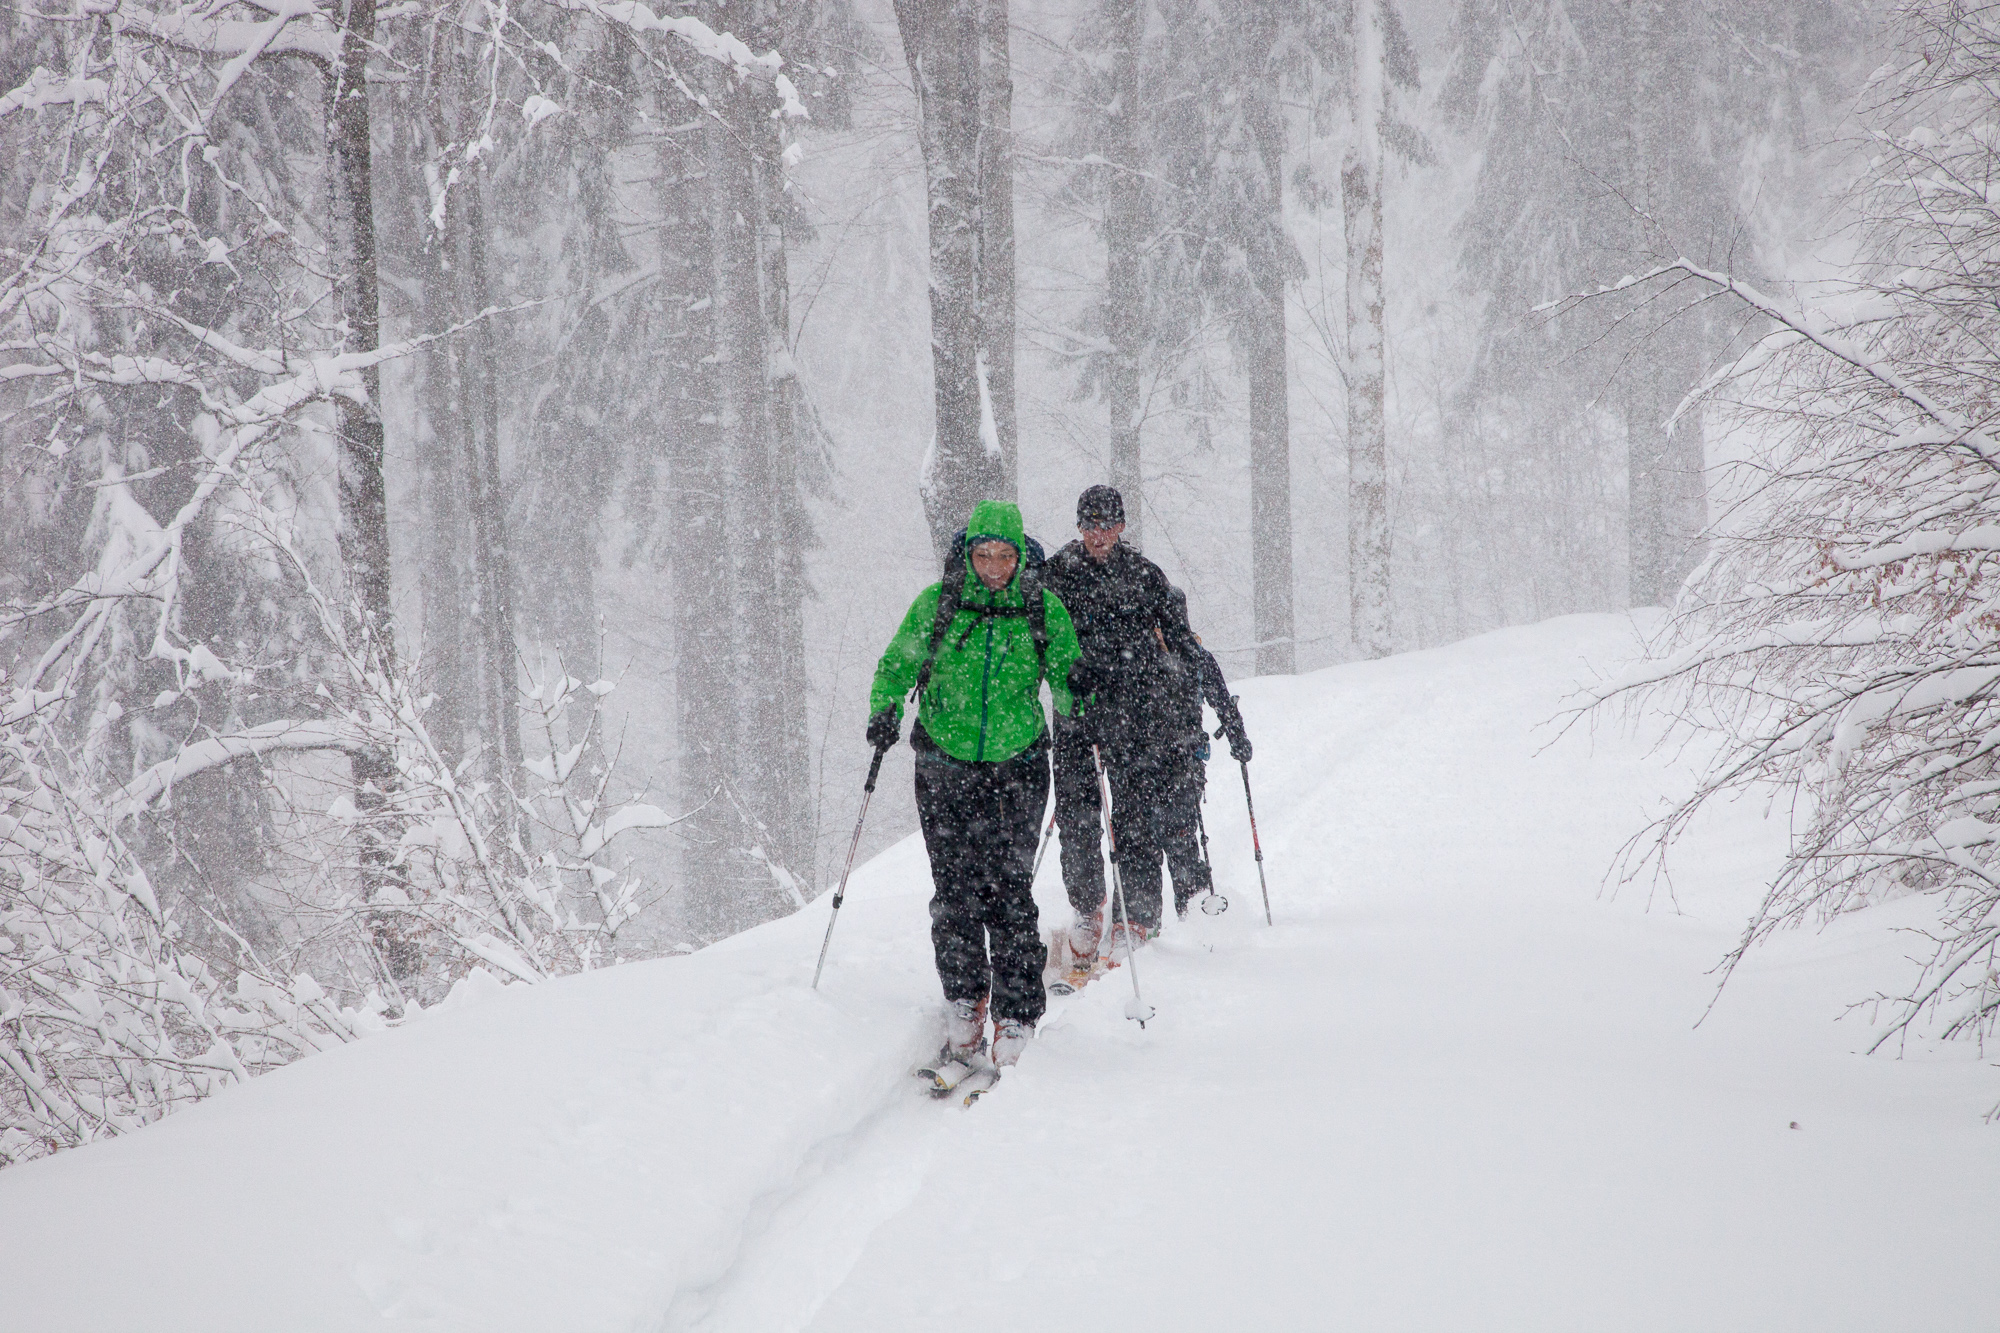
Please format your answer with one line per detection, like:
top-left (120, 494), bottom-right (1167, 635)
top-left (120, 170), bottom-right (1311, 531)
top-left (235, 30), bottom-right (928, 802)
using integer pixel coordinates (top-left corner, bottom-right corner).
top-left (2, 615), bottom-right (1994, 1332)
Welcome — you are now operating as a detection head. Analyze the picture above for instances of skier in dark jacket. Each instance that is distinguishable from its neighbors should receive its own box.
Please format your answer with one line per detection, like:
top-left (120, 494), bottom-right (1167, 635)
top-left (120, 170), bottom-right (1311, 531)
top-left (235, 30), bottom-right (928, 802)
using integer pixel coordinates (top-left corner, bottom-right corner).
top-left (868, 500), bottom-right (1083, 1075)
top-left (1042, 485), bottom-right (1250, 975)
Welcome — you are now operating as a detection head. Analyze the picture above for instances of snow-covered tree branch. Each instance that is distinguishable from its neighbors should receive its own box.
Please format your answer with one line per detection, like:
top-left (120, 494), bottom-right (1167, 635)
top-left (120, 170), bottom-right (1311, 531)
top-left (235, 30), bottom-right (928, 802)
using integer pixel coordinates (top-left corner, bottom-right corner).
top-left (1589, 0), bottom-right (2000, 1051)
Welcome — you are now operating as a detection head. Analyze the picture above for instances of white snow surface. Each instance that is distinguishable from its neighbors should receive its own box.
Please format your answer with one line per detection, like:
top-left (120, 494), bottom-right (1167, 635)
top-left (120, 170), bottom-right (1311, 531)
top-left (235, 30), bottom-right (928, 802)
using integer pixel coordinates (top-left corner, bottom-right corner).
top-left (3, 614), bottom-right (1996, 1332)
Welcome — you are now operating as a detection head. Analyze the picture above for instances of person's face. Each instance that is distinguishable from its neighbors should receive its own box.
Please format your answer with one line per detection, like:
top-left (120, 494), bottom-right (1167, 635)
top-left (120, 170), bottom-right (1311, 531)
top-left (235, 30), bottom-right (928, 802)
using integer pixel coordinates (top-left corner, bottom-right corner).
top-left (1080, 521), bottom-right (1124, 560)
top-left (971, 540), bottom-right (1019, 591)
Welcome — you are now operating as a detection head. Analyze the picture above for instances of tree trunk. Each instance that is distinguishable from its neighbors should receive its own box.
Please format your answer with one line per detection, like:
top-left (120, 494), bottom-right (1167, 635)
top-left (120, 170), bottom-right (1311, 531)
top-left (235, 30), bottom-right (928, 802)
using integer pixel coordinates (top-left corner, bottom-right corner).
top-left (976, 0), bottom-right (1019, 495)
top-left (668, 109), bottom-right (741, 940)
top-left (661, 66), bottom-right (814, 938)
top-left (895, 0), bottom-right (1011, 556)
top-left (1621, 332), bottom-right (1702, 605)
top-left (1623, 384), bottom-right (1667, 604)
top-left (1103, 0), bottom-right (1144, 545)
top-left (411, 53), bottom-right (520, 850)
top-left (462, 172), bottom-right (523, 822)
top-left (1344, 0), bottom-right (1391, 659)
top-left (325, 0), bottom-right (416, 984)
top-left (1620, 0), bottom-right (1688, 607)
top-left (328, 0), bottom-right (389, 652)
top-left (1242, 21), bottom-right (1294, 677)
top-left (416, 257), bottom-right (474, 763)
top-left (754, 116), bottom-right (815, 887)
top-left (715, 97), bottom-right (804, 919)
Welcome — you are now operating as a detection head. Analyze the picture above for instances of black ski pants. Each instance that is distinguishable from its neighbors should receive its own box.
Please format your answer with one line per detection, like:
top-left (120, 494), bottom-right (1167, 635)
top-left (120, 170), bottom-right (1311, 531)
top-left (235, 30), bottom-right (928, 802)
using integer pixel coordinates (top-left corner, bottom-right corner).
top-left (914, 731), bottom-right (1050, 1026)
top-left (1159, 751), bottom-right (1212, 916)
top-left (1054, 714), bottom-right (1179, 930)
top-left (1052, 712), bottom-right (1106, 914)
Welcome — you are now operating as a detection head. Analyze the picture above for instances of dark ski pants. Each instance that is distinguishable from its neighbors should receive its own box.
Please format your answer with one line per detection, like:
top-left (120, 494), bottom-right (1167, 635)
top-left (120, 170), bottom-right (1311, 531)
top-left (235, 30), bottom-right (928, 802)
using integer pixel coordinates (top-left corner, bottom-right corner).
top-left (1159, 754), bottom-right (1212, 916)
top-left (1103, 738), bottom-right (1173, 929)
top-left (915, 733), bottom-right (1050, 1026)
top-left (1055, 717), bottom-right (1177, 930)
top-left (1052, 712), bottom-right (1106, 915)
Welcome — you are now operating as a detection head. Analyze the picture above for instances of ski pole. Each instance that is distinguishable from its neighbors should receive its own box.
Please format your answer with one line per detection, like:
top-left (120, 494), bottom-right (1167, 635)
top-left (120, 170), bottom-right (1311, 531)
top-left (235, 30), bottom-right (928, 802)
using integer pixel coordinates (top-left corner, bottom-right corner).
top-left (1028, 799), bottom-right (1058, 887)
top-left (1093, 744), bottom-right (1156, 1027)
top-left (1239, 759), bottom-right (1272, 926)
top-left (812, 742), bottom-right (888, 989)
top-left (1194, 804), bottom-right (1228, 916)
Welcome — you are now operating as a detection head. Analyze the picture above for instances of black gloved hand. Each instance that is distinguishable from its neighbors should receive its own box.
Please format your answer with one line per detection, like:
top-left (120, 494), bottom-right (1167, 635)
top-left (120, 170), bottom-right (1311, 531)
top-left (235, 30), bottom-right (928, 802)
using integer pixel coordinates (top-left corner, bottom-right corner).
top-left (866, 707), bottom-right (899, 751)
top-left (1067, 657), bottom-right (1103, 704)
top-left (1068, 700), bottom-right (1096, 747)
top-left (1222, 710), bottom-right (1252, 764)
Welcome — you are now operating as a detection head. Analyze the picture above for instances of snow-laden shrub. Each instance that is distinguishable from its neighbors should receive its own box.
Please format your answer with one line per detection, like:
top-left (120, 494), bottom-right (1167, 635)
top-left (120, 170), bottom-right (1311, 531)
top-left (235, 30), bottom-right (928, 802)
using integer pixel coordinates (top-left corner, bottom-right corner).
top-left (1594, 2), bottom-right (2000, 1049)
top-left (0, 685), bottom-right (382, 1165)
top-left (1, 573), bottom-right (688, 1166)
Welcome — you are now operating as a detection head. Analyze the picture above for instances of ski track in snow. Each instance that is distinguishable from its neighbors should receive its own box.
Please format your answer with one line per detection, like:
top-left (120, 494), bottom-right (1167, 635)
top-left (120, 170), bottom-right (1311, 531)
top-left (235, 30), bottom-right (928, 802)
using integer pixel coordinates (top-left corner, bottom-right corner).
top-left (658, 1088), bottom-right (943, 1333)
top-left (4, 614), bottom-right (1999, 1333)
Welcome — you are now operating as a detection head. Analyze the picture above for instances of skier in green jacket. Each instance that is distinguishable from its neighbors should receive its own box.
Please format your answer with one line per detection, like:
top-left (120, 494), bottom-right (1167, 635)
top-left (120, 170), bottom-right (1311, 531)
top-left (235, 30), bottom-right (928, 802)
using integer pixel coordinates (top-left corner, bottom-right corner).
top-left (868, 500), bottom-right (1082, 1076)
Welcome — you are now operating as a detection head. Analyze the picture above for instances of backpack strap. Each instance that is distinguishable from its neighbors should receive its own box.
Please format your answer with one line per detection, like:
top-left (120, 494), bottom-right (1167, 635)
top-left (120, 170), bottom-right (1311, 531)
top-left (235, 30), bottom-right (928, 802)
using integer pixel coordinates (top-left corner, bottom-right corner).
top-left (1019, 563), bottom-right (1050, 680)
top-left (911, 539), bottom-right (968, 701)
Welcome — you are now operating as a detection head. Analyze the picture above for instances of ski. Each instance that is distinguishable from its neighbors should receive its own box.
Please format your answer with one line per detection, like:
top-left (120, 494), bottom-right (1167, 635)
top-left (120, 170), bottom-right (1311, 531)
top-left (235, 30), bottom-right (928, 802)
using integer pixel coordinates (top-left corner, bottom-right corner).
top-left (950, 1066), bottom-right (1001, 1105)
top-left (914, 1054), bottom-right (980, 1093)
top-left (913, 1058), bottom-right (1000, 1104)
top-left (1048, 956), bottom-right (1107, 996)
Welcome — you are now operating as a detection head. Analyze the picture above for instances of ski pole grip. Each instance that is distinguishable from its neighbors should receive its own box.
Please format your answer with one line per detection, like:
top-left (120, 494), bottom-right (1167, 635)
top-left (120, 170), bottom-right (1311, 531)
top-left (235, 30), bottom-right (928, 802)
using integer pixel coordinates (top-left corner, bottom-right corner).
top-left (864, 743), bottom-right (887, 793)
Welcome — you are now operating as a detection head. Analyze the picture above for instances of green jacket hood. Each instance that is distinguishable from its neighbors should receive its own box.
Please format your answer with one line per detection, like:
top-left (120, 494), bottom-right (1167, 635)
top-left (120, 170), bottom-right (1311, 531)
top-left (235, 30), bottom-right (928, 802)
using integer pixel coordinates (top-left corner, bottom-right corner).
top-left (964, 500), bottom-right (1027, 574)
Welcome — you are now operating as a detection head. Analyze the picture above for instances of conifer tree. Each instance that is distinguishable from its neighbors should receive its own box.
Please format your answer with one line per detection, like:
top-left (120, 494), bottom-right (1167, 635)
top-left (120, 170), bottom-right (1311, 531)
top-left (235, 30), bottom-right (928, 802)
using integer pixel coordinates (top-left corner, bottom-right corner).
top-left (1445, 0), bottom-right (1862, 607)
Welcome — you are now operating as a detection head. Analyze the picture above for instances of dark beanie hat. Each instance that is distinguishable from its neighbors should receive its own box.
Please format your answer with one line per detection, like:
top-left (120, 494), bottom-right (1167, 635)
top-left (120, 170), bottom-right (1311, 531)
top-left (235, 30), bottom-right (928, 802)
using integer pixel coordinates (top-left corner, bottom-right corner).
top-left (1077, 484), bottom-right (1125, 526)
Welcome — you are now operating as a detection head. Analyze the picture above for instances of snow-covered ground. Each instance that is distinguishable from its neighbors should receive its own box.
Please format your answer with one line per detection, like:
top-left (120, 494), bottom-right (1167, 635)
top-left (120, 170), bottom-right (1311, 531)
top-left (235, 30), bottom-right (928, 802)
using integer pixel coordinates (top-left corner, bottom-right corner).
top-left (4, 614), bottom-right (1996, 1333)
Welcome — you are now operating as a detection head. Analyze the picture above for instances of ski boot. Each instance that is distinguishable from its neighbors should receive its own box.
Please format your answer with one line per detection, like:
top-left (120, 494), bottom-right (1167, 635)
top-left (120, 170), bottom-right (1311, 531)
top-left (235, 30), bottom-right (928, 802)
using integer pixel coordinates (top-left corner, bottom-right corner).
top-left (917, 996), bottom-right (989, 1093)
top-left (1108, 917), bottom-right (1158, 961)
top-left (1050, 909), bottom-right (1105, 994)
top-left (991, 1017), bottom-right (1032, 1068)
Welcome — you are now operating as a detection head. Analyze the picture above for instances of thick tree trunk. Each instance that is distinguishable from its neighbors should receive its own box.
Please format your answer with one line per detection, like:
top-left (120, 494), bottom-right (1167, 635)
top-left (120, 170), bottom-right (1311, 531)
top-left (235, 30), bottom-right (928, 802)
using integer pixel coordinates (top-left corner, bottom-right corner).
top-left (416, 241), bottom-right (474, 761)
top-left (411, 54), bottom-right (519, 853)
top-left (754, 119), bottom-right (815, 887)
top-left (976, 0), bottom-right (1019, 494)
top-left (1623, 384), bottom-right (1667, 604)
top-left (1102, 0), bottom-right (1144, 545)
top-left (661, 61), bottom-right (813, 937)
top-left (1618, 0), bottom-right (1707, 606)
top-left (1344, 0), bottom-right (1391, 659)
top-left (895, 0), bottom-right (1011, 556)
top-left (1243, 29), bottom-right (1294, 677)
top-left (665, 120), bottom-right (738, 938)
top-left (462, 174), bottom-right (523, 816)
top-left (1621, 336), bottom-right (1702, 605)
top-left (714, 99), bottom-right (804, 919)
top-left (328, 0), bottom-right (389, 653)
top-left (325, 0), bottom-right (416, 984)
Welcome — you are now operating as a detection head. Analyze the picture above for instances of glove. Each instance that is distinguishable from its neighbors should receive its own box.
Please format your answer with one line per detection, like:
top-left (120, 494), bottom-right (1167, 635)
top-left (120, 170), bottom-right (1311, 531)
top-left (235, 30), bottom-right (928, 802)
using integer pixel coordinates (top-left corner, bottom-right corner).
top-left (1067, 658), bottom-right (1104, 704)
top-left (1222, 710), bottom-right (1251, 764)
top-left (867, 707), bottom-right (899, 751)
top-left (1064, 697), bottom-right (1096, 747)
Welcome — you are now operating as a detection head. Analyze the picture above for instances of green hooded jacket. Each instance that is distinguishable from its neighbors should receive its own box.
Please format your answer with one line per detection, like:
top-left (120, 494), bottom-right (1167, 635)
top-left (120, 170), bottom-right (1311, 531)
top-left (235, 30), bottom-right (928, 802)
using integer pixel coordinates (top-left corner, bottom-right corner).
top-left (870, 500), bottom-right (1082, 763)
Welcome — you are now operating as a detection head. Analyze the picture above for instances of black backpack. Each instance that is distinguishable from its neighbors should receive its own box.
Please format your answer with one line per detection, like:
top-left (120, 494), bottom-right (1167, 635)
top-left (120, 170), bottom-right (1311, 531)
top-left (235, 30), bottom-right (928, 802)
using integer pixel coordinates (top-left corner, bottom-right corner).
top-left (910, 529), bottom-right (1051, 700)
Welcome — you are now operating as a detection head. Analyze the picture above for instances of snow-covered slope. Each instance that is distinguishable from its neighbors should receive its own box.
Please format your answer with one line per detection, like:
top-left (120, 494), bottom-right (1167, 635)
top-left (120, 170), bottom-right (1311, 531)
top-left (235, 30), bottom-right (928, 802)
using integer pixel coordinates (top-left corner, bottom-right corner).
top-left (3, 614), bottom-right (1995, 1333)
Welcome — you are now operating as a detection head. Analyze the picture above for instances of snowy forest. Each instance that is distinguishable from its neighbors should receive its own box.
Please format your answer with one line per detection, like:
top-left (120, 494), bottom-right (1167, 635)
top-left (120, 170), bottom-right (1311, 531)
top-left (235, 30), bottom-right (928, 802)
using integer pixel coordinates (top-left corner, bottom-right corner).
top-left (11, 0), bottom-right (2000, 1179)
